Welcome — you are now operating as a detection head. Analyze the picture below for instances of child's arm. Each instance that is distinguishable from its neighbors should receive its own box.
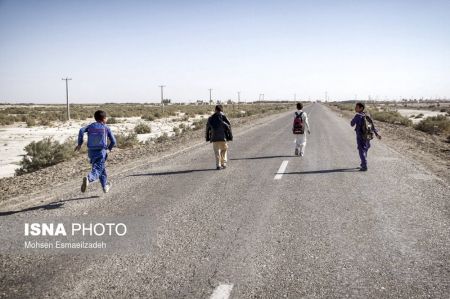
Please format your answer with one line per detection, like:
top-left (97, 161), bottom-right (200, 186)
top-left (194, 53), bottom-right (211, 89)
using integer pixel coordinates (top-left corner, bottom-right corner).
top-left (350, 115), bottom-right (357, 127)
top-left (303, 113), bottom-right (311, 134)
top-left (107, 127), bottom-right (117, 151)
top-left (75, 126), bottom-right (88, 151)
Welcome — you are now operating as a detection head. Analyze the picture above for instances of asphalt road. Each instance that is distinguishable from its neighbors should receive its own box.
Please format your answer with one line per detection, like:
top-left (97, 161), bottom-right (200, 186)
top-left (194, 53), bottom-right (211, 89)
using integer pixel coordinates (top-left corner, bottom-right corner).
top-left (1, 103), bottom-right (449, 298)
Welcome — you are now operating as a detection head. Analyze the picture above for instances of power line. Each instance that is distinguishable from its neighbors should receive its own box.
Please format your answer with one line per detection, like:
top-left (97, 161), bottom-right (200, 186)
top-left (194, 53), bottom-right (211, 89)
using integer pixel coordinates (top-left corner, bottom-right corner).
top-left (61, 77), bottom-right (72, 121)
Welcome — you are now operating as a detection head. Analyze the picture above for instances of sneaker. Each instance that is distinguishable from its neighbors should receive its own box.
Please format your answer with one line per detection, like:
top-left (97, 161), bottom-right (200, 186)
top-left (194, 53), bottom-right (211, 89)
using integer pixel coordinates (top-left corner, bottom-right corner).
top-left (81, 177), bottom-right (89, 193)
top-left (359, 167), bottom-right (368, 172)
top-left (222, 164), bottom-right (227, 169)
top-left (216, 166), bottom-right (221, 170)
top-left (294, 148), bottom-right (299, 156)
top-left (299, 152), bottom-right (304, 157)
top-left (103, 183), bottom-right (111, 193)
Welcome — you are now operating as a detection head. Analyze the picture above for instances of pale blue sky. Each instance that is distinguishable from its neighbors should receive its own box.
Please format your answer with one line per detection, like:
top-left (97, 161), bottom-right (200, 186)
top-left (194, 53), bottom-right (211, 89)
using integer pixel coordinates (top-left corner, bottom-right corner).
top-left (0, 0), bottom-right (449, 103)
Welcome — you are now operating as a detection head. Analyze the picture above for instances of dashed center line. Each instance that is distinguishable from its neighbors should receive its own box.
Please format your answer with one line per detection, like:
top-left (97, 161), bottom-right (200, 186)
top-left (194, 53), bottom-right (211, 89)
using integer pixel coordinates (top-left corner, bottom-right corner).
top-left (210, 284), bottom-right (234, 299)
top-left (274, 160), bottom-right (289, 180)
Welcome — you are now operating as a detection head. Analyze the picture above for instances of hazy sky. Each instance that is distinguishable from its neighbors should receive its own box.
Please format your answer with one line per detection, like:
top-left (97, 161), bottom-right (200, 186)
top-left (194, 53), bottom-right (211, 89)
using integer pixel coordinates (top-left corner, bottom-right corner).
top-left (0, 0), bottom-right (449, 103)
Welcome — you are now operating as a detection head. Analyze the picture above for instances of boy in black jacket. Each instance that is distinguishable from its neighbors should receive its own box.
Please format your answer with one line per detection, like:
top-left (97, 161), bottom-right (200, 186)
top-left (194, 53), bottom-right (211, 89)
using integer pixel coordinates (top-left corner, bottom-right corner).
top-left (206, 105), bottom-right (232, 170)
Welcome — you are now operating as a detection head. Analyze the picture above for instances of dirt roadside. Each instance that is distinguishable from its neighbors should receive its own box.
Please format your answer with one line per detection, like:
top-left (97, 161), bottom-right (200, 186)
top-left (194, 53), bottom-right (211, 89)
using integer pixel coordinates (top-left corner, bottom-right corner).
top-left (327, 105), bottom-right (450, 183)
top-left (0, 108), bottom-right (293, 205)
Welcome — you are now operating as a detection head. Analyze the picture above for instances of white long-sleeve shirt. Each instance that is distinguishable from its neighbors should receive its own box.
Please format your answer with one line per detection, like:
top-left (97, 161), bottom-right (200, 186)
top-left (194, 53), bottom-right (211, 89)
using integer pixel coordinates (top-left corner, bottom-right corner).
top-left (294, 110), bottom-right (310, 131)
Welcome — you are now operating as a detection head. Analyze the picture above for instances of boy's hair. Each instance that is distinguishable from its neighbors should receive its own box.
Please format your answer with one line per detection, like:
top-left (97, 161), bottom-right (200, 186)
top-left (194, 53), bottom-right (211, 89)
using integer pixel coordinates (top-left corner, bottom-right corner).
top-left (296, 102), bottom-right (303, 110)
top-left (215, 105), bottom-right (223, 112)
top-left (355, 102), bottom-right (365, 110)
top-left (94, 110), bottom-right (107, 122)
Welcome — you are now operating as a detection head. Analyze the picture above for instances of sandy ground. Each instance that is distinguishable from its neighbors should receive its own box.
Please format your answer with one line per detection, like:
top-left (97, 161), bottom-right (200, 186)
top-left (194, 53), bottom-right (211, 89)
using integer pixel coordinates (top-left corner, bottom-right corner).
top-left (0, 113), bottom-right (209, 178)
top-left (396, 109), bottom-right (448, 124)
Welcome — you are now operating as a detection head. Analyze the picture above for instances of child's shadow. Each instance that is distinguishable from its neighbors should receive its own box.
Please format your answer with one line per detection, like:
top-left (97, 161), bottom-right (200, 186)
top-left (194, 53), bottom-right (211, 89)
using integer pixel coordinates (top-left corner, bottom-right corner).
top-left (0, 196), bottom-right (99, 217)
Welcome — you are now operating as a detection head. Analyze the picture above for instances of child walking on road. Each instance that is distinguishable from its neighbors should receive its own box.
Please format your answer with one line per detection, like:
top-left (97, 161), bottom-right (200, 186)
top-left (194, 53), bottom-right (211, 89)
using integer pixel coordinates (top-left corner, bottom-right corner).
top-left (350, 102), bottom-right (381, 171)
top-left (292, 102), bottom-right (311, 156)
top-left (206, 105), bottom-right (232, 170)
top-left (75, 110), bottom-right (116, 193)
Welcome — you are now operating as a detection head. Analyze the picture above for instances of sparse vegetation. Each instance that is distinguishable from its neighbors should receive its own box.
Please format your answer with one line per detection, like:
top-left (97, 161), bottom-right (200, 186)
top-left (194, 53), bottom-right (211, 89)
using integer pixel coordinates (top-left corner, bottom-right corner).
top-left (415, 115), bottom-right (450, 135)
top-left (134, 123), bottom-right (151, 134)
top-left (16, 138), bottom-right (76, 175)
top-left (107, 117), bottom-right (118, 124)
top-left (155, 132), bottom-right (169, 143)
top-left (370, 110), bottom-right (412, 126)
top-left (115, 132), bottom-right (140, 148)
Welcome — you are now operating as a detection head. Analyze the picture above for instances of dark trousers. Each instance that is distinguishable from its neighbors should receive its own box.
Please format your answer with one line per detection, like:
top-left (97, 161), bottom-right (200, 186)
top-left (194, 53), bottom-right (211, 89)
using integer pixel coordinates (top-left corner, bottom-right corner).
top-left (87, 149), bottom-right (108, 188)
top-left (357, 137), bottom-right (370, 168)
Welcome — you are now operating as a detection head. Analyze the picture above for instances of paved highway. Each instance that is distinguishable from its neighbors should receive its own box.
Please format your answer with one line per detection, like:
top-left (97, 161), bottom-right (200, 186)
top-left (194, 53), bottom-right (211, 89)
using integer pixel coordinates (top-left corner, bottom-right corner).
top-left (1, 103), bottom-right (448, 298)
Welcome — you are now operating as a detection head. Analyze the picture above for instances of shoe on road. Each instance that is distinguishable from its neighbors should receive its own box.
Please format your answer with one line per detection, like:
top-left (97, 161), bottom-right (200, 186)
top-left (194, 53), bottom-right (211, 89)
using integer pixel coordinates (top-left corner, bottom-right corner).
top-left (81, 177), bottom-right (89, 193)
top-left (103, 183), bottom-right (111, 193)
top-left (294, 148), bottom-right (299, 156)
top-left (216, 166), bottom-right (221, 170)
top-left (222, 164), bottom-right (227, 169)
top-left (359, 167), bottom-right (368, 171)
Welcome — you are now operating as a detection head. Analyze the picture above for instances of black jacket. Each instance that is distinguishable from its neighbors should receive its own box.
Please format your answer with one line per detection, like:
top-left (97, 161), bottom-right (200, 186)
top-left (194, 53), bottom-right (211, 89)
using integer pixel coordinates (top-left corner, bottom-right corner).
top-left (206, 112), bottom-right (232, 142)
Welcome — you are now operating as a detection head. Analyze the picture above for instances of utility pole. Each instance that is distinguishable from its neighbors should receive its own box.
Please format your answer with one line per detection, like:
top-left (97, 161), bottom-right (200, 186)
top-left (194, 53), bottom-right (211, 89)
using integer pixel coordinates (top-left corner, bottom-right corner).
top-left (325, 91), bottom-right (328, 102)
top-left (209, 88), bottom-right (213, 105)
top-left (237, 91), bottom-right (241, 109)
top-left (294, 93), bottom-right (297, 102)
top-left (159, 85), bottom-right (165, 114)
top-left (61, 77), bottom-right (72, 121)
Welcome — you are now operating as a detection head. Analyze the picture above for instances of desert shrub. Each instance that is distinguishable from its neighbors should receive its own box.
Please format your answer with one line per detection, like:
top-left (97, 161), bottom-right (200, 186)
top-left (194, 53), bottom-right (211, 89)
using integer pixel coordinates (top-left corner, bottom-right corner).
top-left (153, 112), bottom-right (161, 118)
top-left (115, 133), bottom-right (140, 148)
top-left (16, 138), bottom-right (76, 175)
top-left (415, 115), bottom-right (450, 135)
top-left (107, 117), bottom-right (118, 124)
top-left (40, 118), bottom-right (51, 126)
top-left (371, 111), bottom-right (412, 126)
top-left (414, 113), bottom-right (424, 119)
top-left (141, 114), bottom-right (155, 121)
top-left (26, 117), bottom-right (37, 127)
top-left (134, 122), bottom-right (151, 134)
top-left (156, 132), bottom-right (169, 143)
top-left (173, 127), bottom-right (180, 135)
top-left (192, 119), bottom-right (206, 130)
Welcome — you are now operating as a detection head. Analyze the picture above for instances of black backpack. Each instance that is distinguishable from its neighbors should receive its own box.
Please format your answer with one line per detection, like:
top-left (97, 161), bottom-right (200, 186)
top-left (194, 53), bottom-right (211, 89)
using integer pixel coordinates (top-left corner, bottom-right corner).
top-left (361, 114), bottom-right (374, 140)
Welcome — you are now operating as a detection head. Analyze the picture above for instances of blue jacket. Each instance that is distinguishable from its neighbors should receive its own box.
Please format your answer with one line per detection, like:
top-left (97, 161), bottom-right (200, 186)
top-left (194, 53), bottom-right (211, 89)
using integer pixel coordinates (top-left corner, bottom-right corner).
top-left (351, 112), bottom-right (378, 138)
top-left (78, 122), bottom-right (116, 151)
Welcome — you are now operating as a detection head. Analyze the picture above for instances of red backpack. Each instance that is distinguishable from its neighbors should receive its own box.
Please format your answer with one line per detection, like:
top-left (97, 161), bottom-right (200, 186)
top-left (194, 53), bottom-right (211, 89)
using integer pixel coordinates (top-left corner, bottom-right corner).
top-left (292, 112), bottom-right (304, 134)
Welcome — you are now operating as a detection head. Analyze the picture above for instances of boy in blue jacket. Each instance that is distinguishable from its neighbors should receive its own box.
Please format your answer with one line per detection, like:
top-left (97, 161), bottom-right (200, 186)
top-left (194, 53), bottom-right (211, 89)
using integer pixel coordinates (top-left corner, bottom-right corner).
top-left (75, 110), bottom-right (116, 193)
top-left (351, 102), bottom-right (381, 171)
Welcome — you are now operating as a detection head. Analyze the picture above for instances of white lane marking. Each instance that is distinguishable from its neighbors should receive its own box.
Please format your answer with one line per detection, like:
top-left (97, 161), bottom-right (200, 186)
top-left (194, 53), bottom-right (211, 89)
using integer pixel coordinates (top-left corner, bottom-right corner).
top-left (210, 284), bottom-right (234, 299)
top-left (274, 160), bottom-right (289, 180)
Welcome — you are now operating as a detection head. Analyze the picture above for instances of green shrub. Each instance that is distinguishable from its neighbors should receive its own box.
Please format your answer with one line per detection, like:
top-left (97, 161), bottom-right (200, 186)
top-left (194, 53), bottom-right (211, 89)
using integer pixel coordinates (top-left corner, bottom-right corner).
top-left (16, 138), bottom-right (76, 175)
top-left (115, 133), bottom-right (140, 148)
top-left (415, 115), bottom-right (450, 135)
top-left (141, 114), bottom-right (155, 121)
top-left (26, 117), bottom-right (37, 127)
top-left (134, 122), bottom-right (151, 134)
top-left (371, 111), bottom-right (412, 126)
top-left (156, 132), bottom-right (169, 143)
top-left (192, 119), bottom-right (206, 130)
top-left (107, 117), bottom-right (118, 124)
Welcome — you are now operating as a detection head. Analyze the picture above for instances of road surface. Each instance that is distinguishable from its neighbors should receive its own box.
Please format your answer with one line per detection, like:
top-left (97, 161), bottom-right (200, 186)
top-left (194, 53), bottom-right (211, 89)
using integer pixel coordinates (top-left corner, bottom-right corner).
top-left (1, 103), bottom-right (449, 298)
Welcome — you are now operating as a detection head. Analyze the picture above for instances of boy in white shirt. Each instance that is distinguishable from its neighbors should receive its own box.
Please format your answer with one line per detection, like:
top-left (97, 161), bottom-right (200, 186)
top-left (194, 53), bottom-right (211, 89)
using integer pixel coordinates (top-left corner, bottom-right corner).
top-left (292, 102), bottom-right (311, 156)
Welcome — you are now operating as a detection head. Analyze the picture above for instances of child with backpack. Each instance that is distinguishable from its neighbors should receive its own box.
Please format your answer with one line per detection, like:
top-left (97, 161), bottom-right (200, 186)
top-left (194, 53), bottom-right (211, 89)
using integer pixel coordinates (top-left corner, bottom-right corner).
top-left (75, 110), bottom-right (116, 193)
top-left (292, 102), bottom-right (311, 156)
top-left (350, 102), bottom-right (381, 171)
